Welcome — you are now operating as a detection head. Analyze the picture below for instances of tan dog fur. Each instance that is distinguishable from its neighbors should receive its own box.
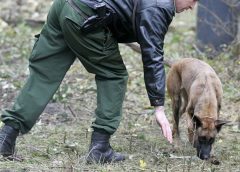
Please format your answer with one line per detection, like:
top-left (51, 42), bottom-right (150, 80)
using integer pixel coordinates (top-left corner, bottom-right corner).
top-left (166, 58), bottom-right (227, 160)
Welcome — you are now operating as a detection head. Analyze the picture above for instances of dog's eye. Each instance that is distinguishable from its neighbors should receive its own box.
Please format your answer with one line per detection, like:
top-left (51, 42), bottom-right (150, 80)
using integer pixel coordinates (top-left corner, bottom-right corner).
top-left (199, 136), bottom-right (207, 141)
top-left (199, 137), bottom-right (215, 144)
top-left (199, 136), bottom-right (207, 143)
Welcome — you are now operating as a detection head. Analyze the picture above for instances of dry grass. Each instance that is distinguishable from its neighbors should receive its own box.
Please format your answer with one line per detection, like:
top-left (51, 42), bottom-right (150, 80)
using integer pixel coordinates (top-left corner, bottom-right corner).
top-left (0, 1), bottom-right (240, 171)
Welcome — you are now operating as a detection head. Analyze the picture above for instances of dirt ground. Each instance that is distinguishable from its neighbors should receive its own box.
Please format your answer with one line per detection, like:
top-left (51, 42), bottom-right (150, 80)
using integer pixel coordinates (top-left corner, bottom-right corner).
top-left (0, 0), bottom-right (239, 171)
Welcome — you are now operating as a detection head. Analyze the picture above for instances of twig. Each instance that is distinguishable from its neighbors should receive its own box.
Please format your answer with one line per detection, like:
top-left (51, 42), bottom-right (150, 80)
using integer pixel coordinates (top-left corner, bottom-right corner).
top-left (169, 154), bottom-right (198, 160)
top-left (192, 44), bottom-right (205, 56)
top-left (225, 122), bottom-right (240, 126)
top-left (67, 105), bottom-right (76, 118)
top-left (125, 43), bottom-right (141, 53)
top-left (129, 134), bottom-right (133, 152)
top-left (27, 145), bottom-right (50, 158)
top-left (124, 43), bottom-right (174, 66)
top-left (187, 156), bottom-right (193, 172)
top-left (0, 155), bottom-right (23, 162)
top-left (25, 19), bottom-right (45, 27)
top-left (50, 166), bottom-right (73, 170)
top-left (165, 161), bottom-right (169, 172)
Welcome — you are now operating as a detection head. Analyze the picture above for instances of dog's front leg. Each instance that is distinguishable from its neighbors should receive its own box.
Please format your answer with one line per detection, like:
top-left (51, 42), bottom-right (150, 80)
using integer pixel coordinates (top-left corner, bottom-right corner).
top-left (187, 115), bottom-right (195, 146)
top-left (172, 95), bottom-right (181, 138)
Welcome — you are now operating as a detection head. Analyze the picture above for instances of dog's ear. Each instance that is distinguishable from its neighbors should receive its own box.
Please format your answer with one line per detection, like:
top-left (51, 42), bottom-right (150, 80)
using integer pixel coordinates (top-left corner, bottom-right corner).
top-left (193, 115), bottom-right (202, 128)
top-left (215, 120), bottom-right (228, 132)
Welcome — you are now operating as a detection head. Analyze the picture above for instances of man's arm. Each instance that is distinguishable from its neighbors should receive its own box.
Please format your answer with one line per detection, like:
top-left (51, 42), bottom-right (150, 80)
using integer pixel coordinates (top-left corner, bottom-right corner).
top-left (135, 6), bottom-right (175, 106)
top-left (135, 5), bottom-right (175, 143)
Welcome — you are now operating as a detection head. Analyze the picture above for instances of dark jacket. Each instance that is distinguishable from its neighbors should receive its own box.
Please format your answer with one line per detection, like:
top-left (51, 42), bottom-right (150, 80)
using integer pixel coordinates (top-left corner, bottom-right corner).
top-left (104, 0), bottom-right (175, 106)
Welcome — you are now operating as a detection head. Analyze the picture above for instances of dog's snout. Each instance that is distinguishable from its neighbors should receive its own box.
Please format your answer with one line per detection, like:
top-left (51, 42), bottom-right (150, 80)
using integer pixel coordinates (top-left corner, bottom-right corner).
top-left (197, 143), bottom-right (212, 160)
top-left (197, 148), bottom-right (210, 160)
top-left (199, 154), bottom-right (210, 160)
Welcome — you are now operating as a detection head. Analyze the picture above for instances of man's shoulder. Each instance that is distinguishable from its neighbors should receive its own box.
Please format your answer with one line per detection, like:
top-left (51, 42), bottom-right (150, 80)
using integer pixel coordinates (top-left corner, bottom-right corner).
top-left (138, 0), bottom-right (175, 11)
top-left (156, 0), bottom-right (175, 8)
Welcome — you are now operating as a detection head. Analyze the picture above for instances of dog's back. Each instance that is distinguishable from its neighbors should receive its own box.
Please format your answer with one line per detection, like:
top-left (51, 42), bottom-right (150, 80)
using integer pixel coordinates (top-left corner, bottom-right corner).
top-left (169, 58), bottom-right (222, 117)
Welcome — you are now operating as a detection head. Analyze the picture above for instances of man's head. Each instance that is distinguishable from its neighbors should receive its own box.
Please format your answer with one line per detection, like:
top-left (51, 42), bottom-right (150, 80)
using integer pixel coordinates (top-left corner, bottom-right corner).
top-left (175, 0), bottom-right (198, 13)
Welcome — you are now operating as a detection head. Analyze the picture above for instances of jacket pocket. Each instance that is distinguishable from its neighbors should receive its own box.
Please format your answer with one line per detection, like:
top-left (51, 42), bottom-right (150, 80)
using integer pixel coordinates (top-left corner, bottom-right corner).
top-left (65, 16), bottom-right (84, 31)
top-left (33, 34), bottom-right (40, 48)
top-left (64, 2), bottom-right (86, 31)
top-left (29, 34), bottom-right (40, 60)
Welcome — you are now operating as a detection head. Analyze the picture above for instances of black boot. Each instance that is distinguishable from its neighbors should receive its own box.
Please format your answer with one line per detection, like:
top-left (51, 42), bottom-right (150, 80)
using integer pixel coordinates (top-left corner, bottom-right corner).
top-left (0, 125), bottom-right (19, 157)
top-left (86, 131), bottom-right (125, 164)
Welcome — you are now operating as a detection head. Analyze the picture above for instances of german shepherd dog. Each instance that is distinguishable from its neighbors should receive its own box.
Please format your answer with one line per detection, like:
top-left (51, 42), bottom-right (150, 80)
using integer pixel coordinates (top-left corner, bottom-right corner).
top-left (166, 58), bottom-right (227, 160)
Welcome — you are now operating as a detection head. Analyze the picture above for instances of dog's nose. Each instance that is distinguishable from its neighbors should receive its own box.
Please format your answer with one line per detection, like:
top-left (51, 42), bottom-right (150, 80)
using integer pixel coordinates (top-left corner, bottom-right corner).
top-left (201, 154), bottom-right (210, 160)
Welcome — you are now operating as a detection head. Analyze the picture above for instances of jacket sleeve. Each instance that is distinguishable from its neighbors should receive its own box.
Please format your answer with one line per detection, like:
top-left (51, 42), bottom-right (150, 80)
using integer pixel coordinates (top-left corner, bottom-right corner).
top-left (135, 6), bottom-right (174, 106)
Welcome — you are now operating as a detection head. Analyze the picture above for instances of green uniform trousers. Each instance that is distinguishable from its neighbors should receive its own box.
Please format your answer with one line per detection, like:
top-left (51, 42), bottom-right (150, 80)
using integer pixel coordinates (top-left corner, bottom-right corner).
top-left (1, 0), bottom-right (128, 134)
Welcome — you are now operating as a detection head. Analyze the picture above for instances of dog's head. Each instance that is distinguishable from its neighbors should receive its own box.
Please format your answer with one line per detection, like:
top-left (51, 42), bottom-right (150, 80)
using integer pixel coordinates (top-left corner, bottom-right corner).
top-left (192, 116), bottom-right (227, 160)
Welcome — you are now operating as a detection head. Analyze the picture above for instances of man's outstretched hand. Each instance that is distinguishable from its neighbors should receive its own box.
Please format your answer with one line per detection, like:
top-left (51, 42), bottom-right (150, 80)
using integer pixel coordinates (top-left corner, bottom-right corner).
top-left (155, 106), bottom-right (172, 144)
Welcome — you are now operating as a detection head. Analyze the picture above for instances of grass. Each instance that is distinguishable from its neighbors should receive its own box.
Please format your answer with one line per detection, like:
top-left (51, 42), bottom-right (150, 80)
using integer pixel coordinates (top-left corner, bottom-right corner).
top-left (0, 2), bottom-right (240, 172)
